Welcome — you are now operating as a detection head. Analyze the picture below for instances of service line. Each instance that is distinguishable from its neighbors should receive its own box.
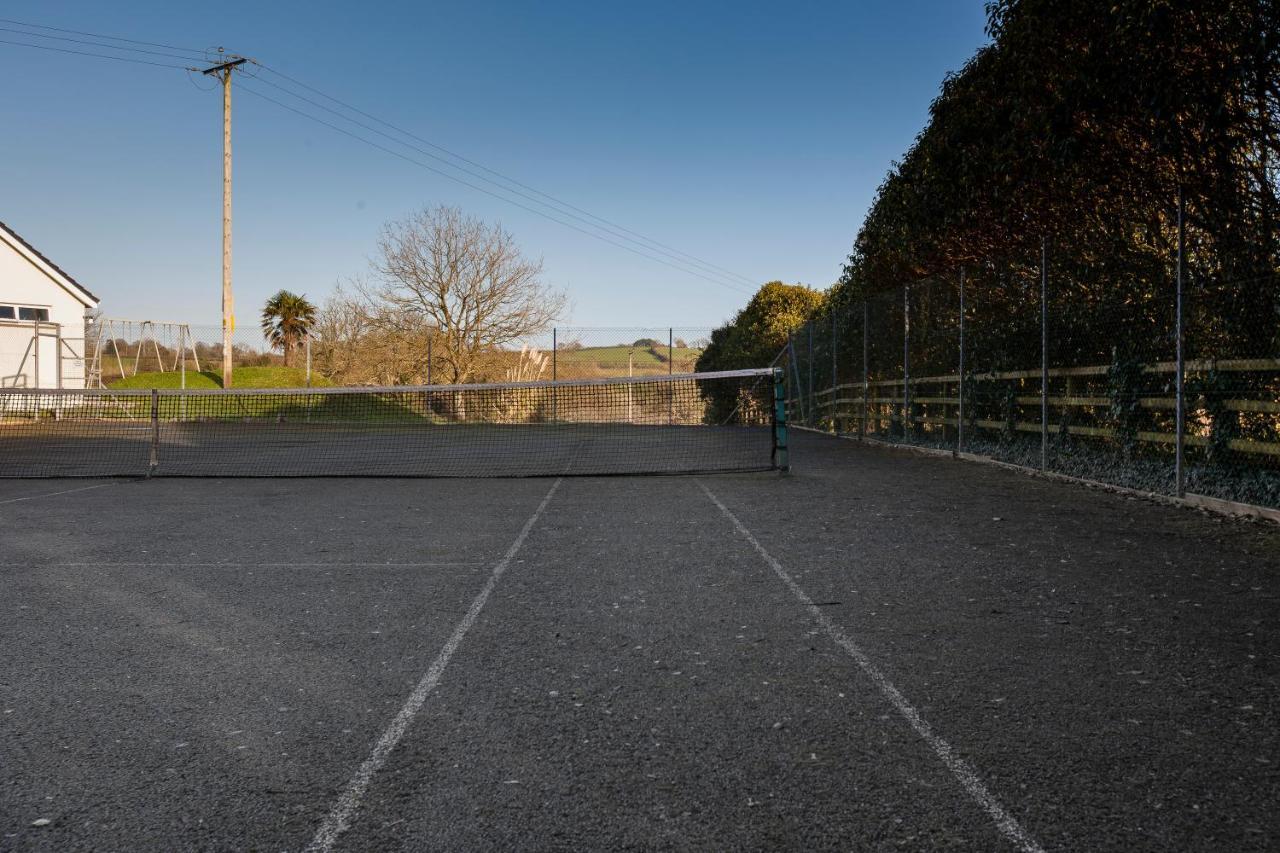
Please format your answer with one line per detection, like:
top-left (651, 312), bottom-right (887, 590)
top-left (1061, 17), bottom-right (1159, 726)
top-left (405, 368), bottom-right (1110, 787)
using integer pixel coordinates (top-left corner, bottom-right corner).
top-left (0, 482), bottom-right (119, 505)
top-left (698, 481), bottom-right (1046, 853)
top-left (306, 476), bottom-right (562, 853)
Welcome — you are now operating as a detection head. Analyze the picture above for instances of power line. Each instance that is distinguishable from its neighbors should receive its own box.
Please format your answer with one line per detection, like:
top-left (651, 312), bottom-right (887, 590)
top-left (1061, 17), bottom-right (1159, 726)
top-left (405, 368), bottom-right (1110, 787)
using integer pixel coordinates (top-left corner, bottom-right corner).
top-left (245, 72), bottom-right (752, 291)
top-left (0, 25), bottom-right (211, 62)
top-left (0, 16), bottom-right (207, 55)
top-left (237, 83), bottom-right (754, 294)
top-left (0, 37), bottom-right (195, 69)
top-left (0, 17), bottom-right (761, 296)
top-left (252, 61), bottom-right (758, 288)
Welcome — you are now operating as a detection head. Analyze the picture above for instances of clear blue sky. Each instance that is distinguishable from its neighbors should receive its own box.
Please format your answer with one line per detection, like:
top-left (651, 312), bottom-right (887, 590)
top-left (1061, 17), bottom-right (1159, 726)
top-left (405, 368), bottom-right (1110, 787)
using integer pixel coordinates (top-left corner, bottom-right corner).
top-left (0, 1), bottom-right (989, 329)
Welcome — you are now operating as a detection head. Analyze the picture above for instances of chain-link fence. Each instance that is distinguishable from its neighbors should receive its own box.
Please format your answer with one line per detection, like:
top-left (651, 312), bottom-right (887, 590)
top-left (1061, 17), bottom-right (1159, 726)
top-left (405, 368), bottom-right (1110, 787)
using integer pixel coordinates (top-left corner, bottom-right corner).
top-left (782, 244), bottom-right (1280, 513)
top-left (87, 321), bottom-right (296, 388)
top-left (524, 328), bottom-right (713, 382)
top-left (87, 322), bottom-right (715, 390)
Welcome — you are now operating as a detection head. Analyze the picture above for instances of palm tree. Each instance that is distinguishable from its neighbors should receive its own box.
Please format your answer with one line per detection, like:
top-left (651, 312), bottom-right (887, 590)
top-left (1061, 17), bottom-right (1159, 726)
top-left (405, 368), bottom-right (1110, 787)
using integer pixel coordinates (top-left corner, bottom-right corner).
top-left (261, 290), bottom-right (316, 367)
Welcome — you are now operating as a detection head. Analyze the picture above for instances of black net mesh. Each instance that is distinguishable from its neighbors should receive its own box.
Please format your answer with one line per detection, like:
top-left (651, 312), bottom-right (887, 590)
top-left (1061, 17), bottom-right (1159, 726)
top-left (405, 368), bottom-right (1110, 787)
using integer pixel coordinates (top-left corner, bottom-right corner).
top-left (0, 369), bottom-right (780, 478)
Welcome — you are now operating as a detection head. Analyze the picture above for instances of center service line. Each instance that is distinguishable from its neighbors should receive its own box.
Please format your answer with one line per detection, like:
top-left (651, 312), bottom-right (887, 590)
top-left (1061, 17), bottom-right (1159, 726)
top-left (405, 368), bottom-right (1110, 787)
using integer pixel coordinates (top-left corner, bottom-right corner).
top-left (306, 477), bottom-right (563, 853)
top-left (697, 481), bottom-right (1046, 853)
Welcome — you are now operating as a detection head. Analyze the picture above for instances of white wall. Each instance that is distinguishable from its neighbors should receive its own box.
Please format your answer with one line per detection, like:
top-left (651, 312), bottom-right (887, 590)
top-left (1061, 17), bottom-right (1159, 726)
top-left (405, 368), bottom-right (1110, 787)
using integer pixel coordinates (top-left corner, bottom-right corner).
top-left (0, 235), bottom-right (94, 388)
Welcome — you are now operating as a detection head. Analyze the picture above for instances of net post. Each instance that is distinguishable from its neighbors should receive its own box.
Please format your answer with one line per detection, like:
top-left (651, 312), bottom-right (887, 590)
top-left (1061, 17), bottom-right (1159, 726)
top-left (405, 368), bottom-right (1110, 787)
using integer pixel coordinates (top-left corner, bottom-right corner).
top-left (668, 327), bottom-right (673, 425)
top-left (772, 366), bottom-right (789, 473)
top-left (148, 388), bottom-right (159, 477)
top-left (552, 327), bottom-right (558, 424)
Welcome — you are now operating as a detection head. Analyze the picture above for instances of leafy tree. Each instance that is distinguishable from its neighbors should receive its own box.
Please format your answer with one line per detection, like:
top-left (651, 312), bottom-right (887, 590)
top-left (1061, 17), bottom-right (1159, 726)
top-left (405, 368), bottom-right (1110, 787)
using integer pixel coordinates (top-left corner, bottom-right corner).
top-left (696, 282), bottom-right (826, 373)
top-left (261, 290), bottom-right (316, 367)
top-left (838, 0), bottom-right (1279, 314)
top-left (824, 0), bottom-right (1279, 461)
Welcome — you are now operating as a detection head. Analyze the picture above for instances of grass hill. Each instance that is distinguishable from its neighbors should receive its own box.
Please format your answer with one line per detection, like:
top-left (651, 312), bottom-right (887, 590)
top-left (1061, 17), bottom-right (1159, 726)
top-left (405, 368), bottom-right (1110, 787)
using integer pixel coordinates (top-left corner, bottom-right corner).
top-left (108, 366), bottom-right (331, 390)
top-left (553, 344), bottom-right (703, 377)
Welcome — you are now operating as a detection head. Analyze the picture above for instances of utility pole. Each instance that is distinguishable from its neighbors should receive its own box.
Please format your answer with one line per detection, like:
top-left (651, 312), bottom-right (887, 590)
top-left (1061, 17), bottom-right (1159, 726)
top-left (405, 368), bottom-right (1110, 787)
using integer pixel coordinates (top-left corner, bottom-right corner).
top-left (203, 56), bottom-right (246, 387)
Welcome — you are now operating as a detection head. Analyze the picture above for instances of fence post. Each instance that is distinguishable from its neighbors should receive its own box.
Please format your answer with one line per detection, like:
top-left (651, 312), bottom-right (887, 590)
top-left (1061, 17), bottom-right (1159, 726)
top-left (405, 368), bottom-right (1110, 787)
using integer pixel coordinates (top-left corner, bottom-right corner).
top-left (148, 388), bottom-right (159, 477)
top-left (1041, 236), bottom-right (1049, 471)
top-left (33, 319), bottom-right (40, 388)
top-left (772, 367), bottom-right (789, 472)
top-left (830, 310), bottom-right (838, 433)
top-left (861, 299), bottom-right (869, 440)
top-left (902, 284), bottom-right (911, 438)
top-left (788, 332), bottom-right (805, 425)
top-left (1175, 186), bottom-right (1186, 497)
top-left (305, 334), bottom-right (312, 388)
top-left (668, 327), bottom-right (674, 425)
top-left (957, 268), bottom-right (965, 456)
top-left (783, 327), bottom-right (793, 414)
top-left (807, 322), bottom-right (815, 427)
top-left (178, 327), bottom-right (187, 422)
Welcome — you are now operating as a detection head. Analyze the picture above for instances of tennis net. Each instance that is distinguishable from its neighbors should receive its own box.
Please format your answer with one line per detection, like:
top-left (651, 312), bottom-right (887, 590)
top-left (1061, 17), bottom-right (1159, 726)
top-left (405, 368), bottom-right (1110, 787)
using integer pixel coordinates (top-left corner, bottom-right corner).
top-left (0, 368), bottom-right (787, 478)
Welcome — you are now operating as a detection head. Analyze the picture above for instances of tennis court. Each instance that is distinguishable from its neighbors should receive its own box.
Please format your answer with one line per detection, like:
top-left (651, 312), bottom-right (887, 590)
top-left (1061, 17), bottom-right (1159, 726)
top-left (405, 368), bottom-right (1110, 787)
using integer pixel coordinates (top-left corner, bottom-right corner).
top-left (2, 431), bottom-right (1278, 851)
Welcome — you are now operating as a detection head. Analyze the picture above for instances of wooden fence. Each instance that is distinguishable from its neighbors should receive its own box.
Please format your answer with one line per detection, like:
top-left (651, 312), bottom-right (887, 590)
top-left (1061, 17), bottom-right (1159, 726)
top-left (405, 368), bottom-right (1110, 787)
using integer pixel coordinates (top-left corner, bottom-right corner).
top-left (788, 357), bottom-right (1280, 459)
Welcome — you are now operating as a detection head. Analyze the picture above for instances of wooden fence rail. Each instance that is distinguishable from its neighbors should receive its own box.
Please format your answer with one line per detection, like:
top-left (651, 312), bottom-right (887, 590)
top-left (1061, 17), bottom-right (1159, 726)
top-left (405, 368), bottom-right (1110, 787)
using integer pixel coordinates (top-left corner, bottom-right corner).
top-left (786, 354), bottom-right (1280, 459)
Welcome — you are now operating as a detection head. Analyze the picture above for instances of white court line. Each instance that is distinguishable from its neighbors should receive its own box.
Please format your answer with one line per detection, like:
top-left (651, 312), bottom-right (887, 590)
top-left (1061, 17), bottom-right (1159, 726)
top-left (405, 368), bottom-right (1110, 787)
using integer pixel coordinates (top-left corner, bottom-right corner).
top-left (50, 562), bottom-right (488, 568)
top-left (0, 482), bottom-right (119, 506)
top-left (698, 481), bottom-right (1046, 853)
top-left (306, 476), bottom-right (563, 853)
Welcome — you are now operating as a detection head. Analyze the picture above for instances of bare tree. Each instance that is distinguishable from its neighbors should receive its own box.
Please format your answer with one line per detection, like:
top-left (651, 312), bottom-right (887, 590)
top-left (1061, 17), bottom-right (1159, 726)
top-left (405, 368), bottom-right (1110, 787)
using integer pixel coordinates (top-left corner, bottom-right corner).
top-left (364, 206), bottom-right (565, 384)
top-left (311, 285), bottom-right (436, 386)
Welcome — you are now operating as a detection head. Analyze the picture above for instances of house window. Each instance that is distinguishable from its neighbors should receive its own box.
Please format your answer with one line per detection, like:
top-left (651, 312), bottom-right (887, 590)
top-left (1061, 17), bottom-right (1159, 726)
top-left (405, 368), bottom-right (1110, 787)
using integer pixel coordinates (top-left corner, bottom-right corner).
top-left (0, 306), bottom-right (13, 319)
top-left (17, 307), bottom-right (49, 322)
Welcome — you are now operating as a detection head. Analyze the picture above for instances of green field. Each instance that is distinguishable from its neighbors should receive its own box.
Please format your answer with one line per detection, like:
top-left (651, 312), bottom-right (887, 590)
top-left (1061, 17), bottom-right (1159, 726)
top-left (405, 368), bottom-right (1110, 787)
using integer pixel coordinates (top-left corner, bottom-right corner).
top-left (553, 344), bottom-right (703, 377)
top-left (108, 367), bottom-right (331, 390)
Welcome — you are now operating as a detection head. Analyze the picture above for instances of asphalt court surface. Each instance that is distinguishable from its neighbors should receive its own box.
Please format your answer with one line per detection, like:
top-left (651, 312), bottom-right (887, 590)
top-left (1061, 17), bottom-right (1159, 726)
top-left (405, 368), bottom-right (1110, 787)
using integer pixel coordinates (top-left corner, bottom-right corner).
top-left (1, 432), bottom-right (1278, 851)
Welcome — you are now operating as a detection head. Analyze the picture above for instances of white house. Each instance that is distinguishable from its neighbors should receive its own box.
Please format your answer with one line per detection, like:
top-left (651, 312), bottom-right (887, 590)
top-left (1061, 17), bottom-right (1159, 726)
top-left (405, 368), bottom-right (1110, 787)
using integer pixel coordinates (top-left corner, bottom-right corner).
top-left (0, 221), bottom-right (100, 389)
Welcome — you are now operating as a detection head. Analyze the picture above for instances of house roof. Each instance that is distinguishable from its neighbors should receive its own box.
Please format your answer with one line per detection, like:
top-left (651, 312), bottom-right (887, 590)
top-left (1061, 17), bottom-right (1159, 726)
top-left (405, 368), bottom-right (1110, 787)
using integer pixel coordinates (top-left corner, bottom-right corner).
top-left (0, 220), bottom-right (100, 306)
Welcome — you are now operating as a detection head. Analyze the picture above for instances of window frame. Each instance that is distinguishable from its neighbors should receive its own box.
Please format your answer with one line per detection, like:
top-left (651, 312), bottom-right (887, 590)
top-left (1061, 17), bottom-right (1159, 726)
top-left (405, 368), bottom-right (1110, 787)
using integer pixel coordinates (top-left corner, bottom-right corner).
top-left (16, 307), bottom-right (50, 322)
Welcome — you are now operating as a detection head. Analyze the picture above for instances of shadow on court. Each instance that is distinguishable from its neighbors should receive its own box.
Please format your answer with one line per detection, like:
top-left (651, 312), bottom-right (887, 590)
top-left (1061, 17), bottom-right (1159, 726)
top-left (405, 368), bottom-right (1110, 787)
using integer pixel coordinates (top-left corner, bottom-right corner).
top-left (1, 431), bottom-right (1277, 851)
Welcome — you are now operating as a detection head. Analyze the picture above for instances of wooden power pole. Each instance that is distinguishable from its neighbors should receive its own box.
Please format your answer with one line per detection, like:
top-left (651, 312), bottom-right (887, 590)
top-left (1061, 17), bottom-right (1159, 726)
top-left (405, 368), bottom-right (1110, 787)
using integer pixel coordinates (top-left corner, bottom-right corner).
top-left (203, 56), bottom-right (246, 387)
